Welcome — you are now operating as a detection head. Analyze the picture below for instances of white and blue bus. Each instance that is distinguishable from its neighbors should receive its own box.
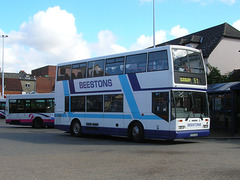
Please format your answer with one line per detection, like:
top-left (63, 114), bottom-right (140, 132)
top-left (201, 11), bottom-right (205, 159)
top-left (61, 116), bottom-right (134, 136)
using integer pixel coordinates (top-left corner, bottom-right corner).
top-left (55, 45), bottom-right (210, 142)
top-left (5, 93), bottom-right (55, 128)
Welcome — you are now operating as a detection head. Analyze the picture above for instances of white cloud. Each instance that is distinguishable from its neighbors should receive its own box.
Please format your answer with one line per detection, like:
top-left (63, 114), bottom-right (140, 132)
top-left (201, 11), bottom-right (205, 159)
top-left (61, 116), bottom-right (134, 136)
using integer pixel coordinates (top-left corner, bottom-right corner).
top-left (2, 5), bottom-right (189, 75)
top-left (188, 0), bottom-right (236, 5)
top-left (130, 30), bottom-right (167, 50)
top-left (218, 0), bottom-right (235, 5)
top-left (3, 6), bottom-right (130, 73)
top-left (170, 25), bottom-right (189, 38)
top-left (4, 6), bottom-right (91, 73)
top-left (90, 30), bottom-right (127, 57)
top-left (233, 20), bottom-right (240, 30)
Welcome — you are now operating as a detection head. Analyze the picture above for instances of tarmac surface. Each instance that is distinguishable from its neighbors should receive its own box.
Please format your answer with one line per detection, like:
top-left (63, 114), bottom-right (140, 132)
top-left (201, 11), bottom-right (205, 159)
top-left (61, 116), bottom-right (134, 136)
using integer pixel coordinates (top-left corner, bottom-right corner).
top-left (1, 120), bottom-right (240, 180)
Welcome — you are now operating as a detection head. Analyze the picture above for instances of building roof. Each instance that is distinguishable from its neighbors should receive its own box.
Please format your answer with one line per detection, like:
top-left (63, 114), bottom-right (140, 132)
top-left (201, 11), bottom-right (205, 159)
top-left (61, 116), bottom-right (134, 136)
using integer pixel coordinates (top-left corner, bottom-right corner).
top-left (0, 72), bottom-right (35, 80)
top-left (230, 69), bottom-right (240, 81)
top-left (157, 23), bottom-right (240, 58)
top-left (207, 81), bottom-right (240, 93)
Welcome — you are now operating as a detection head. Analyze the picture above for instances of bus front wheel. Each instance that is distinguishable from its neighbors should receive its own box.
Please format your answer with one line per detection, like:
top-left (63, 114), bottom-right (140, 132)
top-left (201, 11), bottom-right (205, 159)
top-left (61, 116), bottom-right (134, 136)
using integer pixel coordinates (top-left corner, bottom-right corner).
top-left (70, 119), bottom-right (82, 137)
top-left (129, 121), bottom-right (144, 143)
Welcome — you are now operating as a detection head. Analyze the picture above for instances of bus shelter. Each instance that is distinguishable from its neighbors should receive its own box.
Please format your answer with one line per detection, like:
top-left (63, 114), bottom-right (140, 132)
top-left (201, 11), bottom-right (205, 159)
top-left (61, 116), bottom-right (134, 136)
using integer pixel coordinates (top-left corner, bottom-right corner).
top-left (208, 82), bottom-right (240, 136)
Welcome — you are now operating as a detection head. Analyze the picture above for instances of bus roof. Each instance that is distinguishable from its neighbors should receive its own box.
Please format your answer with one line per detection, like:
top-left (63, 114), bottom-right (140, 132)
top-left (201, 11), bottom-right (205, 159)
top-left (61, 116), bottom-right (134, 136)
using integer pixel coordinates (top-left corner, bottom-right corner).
top-left (6, 93), bottom-right (55, 100)
top-left (57, 45), bottom-right (201, 67)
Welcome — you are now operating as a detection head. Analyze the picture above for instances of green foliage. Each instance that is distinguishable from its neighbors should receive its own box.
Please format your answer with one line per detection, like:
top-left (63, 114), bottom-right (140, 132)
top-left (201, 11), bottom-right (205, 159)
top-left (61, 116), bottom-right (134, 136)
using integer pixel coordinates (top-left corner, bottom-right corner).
top-left (207, 64), bottom-right (231, 84)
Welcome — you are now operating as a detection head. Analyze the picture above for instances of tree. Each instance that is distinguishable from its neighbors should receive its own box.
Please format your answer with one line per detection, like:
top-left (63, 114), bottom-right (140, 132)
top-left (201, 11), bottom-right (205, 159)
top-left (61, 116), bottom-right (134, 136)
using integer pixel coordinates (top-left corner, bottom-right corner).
top-left (207, 64), bottom-right (230, 84)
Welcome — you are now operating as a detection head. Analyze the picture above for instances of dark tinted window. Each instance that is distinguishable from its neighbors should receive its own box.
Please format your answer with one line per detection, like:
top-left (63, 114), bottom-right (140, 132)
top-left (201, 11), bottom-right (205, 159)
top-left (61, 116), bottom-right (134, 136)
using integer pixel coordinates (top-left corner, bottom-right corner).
top-left (88, 60), bottom-right (104, 78)
top-left (72, 63), bottom-right (87, 79)
top-left (87, 95), bottom-right (103, 112)
top-left (105, 57), bottom-right (124, 76)
top-left (126, 53), bottom-right (147, 73)
top-left (57, 65), bottom-right (71, 81)
top-left (104, 94), bottom-right (123, 112)
top-left (148, 50), bottom-right (168, 71)
top-left (152, 92), bottom-right (169, 121)
top-left (71, 96), bottom-right (85, 112)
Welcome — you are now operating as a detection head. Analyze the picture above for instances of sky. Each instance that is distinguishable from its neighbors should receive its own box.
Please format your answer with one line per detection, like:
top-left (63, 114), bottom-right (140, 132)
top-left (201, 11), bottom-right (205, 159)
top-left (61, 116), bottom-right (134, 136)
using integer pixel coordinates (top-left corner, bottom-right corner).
top-left (0, 0), bottom-right (240, 73)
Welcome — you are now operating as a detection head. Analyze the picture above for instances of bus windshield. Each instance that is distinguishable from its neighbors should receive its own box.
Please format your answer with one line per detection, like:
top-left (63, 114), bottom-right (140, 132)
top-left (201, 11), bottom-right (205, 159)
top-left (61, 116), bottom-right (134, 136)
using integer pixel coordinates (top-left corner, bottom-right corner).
top-left (173, 49), bottom-right (204, 74)
top-left (171, 91), bottom-right (209, 120)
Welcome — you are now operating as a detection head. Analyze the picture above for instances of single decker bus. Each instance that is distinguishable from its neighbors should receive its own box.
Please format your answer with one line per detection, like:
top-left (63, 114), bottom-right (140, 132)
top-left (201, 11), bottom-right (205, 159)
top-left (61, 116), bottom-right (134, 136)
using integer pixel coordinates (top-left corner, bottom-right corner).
top-left (54, 45), bottom-right (210, 142)
top-left (5, 93), bottom-right (55, 128)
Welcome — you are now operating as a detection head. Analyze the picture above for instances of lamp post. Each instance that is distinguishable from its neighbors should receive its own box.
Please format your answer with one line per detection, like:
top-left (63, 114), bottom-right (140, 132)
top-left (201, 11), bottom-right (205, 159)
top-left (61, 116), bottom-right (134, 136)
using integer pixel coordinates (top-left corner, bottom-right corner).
top-left (1, 34), bottom-right (8, 98)
top-left (153, 0), bottom-right (156, 48)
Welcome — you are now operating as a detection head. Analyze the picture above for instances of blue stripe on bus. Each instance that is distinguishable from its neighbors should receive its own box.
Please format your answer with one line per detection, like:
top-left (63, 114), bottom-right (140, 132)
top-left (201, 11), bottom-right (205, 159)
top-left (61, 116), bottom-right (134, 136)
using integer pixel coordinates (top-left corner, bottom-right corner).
top-left (118, 75), bottom-right (163, 121)
top-left (63, 80), bottom-right (70, 96)
top-left (118, 75), bottom-right (139, 119)
top-left (128, 73), bottom-right (141, 91)
top-left (55, 113), bottom-right (132, 120)
top-left (69, 80), bottom-right (76, 94)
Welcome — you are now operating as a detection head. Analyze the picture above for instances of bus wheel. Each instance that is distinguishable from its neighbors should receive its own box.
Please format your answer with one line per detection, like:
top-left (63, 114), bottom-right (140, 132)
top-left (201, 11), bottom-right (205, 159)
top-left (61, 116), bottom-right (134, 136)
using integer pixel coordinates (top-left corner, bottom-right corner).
top-left (70, 120), bottom-right (82, 137)
top-left (33, 118), bottom-right (43, 129)
top-left (129, 122), bottom-right (144, 143)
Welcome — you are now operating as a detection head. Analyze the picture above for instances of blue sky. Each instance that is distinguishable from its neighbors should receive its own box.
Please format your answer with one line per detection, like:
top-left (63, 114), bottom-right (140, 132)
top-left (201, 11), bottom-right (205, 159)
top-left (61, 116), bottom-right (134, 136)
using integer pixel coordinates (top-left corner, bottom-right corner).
top-left (0, 0), bottom-right (240, 73)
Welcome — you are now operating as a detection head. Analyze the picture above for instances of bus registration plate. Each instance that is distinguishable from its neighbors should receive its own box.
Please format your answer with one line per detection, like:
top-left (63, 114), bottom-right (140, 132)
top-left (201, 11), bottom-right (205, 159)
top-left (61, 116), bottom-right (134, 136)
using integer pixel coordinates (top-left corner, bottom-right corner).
top-left (190, 133), bottom-right (198, 137)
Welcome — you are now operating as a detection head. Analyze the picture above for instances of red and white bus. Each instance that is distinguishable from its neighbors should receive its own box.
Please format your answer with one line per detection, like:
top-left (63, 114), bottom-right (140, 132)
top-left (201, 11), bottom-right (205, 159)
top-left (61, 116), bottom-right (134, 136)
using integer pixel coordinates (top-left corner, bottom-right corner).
top-left (5, 93), bottom-right (54, 128)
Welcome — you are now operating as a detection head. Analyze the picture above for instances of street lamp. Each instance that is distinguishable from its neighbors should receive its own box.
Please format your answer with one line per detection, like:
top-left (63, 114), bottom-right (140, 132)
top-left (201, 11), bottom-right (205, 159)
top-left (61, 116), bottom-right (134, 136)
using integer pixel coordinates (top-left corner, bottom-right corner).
top-left (1, 34), bottom-right (8, 98)
top-left (153, 0), bottom-right (155, 48)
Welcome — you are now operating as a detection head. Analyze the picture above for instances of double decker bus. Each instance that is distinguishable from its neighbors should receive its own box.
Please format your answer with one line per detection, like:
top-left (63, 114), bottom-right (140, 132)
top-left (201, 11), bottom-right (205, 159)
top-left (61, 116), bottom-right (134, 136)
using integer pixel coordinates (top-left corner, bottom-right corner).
top-left (5, 93), bottom-right (55, 128)
top-left (55, 45), bottom-right (210, 142)
top-left (0, 98), bottom-right (6, 119)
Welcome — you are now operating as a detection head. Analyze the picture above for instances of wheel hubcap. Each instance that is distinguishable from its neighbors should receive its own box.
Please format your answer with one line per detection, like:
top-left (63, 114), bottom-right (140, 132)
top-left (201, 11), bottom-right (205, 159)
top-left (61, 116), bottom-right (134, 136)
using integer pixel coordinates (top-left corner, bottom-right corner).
top-left (132, 126), bottom-right (139, 136)
top-left (73, 123), bottom-right (80, 134)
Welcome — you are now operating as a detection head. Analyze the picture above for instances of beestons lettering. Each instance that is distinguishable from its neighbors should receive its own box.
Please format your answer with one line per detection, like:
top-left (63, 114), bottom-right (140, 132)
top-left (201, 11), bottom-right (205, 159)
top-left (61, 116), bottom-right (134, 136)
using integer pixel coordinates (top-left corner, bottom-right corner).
top-left (79, 79), bottom-right (112, 89)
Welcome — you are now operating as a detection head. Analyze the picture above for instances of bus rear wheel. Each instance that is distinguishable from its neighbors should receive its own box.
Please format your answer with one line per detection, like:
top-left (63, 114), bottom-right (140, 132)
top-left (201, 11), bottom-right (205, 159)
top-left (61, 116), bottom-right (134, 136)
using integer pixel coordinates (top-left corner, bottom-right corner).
top-left (129, 122), bottom-right (144, 143)
top-left (70, 120), bottom-right (82, 137)
top-left (32, 118), bottom-right (43, 129)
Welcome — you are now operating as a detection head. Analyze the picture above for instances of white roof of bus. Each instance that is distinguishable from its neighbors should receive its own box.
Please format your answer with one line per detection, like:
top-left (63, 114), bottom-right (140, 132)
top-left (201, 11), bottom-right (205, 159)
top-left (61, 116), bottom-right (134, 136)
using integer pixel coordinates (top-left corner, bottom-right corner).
top-left (6, 93), bottom-right (55, 100)
top-left (57, 45), bottom-right (201, 67)
top-left (0, 98), bottom-right (6, 102)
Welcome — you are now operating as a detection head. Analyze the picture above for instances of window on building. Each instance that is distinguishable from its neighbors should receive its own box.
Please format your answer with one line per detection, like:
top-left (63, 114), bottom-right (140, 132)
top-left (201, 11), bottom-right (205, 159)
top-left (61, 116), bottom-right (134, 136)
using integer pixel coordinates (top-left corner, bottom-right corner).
top-left (25, 83), bottom-right (30, 88)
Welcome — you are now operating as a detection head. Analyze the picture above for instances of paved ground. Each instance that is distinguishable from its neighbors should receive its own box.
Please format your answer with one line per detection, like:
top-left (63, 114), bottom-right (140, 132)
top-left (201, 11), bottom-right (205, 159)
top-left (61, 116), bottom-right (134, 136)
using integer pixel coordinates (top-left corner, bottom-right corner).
top-left (0, 120), bottom-right (240, 180)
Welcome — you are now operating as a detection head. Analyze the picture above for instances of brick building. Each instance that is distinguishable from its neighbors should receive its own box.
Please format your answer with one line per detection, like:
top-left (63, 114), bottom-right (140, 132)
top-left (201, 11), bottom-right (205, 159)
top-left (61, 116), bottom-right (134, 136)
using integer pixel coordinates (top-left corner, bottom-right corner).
top-left (31, 65), bottom-right (56, 93)
top-left (0, 78), bottom-right (23, 97)
top-left (32, 65), bottom-right (56, 78)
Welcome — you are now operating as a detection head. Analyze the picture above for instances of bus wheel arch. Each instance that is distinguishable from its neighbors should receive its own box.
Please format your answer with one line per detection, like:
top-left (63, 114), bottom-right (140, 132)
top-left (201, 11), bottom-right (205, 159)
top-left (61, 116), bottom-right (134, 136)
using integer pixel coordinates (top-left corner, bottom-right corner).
top-left (32, 117), bottom-right (43, 128)
top-left (128, 120), bottom-right (144, 143)
top-left (70, 119), bottom-right (82, 137)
